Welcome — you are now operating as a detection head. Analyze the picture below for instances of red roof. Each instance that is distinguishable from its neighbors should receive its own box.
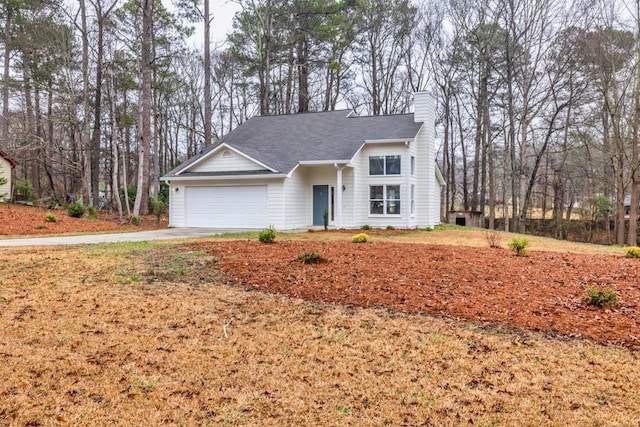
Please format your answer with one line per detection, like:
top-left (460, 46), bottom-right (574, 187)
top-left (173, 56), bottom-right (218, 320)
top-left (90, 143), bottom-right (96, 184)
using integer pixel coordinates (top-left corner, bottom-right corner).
top-left (0, 149), bottom-right (18, 167)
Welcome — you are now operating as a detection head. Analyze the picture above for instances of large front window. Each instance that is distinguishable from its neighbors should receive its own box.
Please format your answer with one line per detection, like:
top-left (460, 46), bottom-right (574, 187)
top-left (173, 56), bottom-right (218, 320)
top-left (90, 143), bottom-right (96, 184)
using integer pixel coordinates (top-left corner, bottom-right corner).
top-left (369, 155), bottom-right (401, 175)
top-left (370, 185), bottom-right (401, 215)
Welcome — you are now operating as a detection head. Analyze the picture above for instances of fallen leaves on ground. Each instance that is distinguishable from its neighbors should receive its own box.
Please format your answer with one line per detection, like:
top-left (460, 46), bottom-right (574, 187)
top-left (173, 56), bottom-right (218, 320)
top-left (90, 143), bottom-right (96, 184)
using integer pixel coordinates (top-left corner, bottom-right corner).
top-left (0, 204), bottom-right (167, 236)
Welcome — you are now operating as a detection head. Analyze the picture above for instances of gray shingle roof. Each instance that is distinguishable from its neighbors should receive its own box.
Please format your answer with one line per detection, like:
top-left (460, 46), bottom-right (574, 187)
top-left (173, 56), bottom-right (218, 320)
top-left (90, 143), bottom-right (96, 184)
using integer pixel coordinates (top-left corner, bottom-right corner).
top-left (165, 110), bottom-right (423, 177)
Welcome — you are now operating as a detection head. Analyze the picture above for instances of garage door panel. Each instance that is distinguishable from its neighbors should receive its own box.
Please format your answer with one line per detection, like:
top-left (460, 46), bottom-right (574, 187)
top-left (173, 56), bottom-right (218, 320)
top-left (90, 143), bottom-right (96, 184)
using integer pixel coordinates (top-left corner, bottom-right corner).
top-left (185, 185), bottom-right (268, 228)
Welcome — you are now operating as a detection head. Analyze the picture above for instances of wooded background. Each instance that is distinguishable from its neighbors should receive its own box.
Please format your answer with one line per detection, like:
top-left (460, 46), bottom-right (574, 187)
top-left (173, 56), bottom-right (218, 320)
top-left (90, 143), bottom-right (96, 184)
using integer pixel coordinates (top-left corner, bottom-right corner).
top-left (2, 0), bottom-right (640, 244)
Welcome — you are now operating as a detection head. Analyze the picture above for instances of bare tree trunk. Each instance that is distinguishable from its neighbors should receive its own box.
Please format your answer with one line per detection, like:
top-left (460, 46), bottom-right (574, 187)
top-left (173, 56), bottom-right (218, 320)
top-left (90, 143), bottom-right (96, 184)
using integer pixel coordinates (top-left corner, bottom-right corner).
top-left (472, 71), bottom-right (488, 212)
top-left (33, 85), bottom-right (44, 198)
top-left (122, 123), bottom-right (131, 217)
top-left (203, 0), bottom-right (212, 145)
top-left (79, 0), bottom-right (92, 206)
top-left (285, 45), bottom-right (294, 114)
top-left (133, 0), bottom-right (153, 217)
top-left (2, 6), bottom-right (11, 148)
top-left (89, 0), bottom-right (118, 208)
top-left (628, 0), bottom-right (640, 245)
top-left (109, 60), bottom-right (123, 220)
top-left (502, 127), bottom-right (510, 232)
top-left (370, 33), bottom-right (379, 115)
top-left (258, 0), bottom-right (272, 116)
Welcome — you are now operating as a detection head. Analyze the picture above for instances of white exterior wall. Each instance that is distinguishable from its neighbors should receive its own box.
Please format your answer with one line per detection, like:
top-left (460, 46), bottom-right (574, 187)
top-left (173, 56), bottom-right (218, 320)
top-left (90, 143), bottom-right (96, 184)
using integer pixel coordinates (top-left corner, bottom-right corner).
top-left (281, 164), bottom-right (356, 229)
top-left (414, 91), bottom-right (433, 123)
top-left (414, 93), bottom-right (439, 228)
top-left (341, 168), bottom-right (355, 228)
top-left (168, 179), bottom-right (285, 228)
top-left (168, 181), bottom-right (186, 227)
top-left (267, 181), bottom-right (285, 228)
top-left (430, 173), bottom-right (443, 225)
top-left (0, 157), bottom-right (11, 201)
top-left (190, 149), bottom-right (264, 172)
top-left (352, 142), bottom-right (416, 228)
top-left (282, 167), bottom-right (307, 229)
top-left (167, 165), bottom-right (354, 230)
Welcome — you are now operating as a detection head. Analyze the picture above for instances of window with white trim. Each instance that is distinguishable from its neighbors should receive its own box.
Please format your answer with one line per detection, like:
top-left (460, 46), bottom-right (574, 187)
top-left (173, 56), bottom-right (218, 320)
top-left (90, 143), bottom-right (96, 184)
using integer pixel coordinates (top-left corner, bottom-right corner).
top-left (410, 156), bottom-right (415, 175)
top-left (370, 185), bottom-right (401, 215)
top-left (411, 184), bottom-right (415, 215)
top-left (369, 155), bottom-right (401, 175)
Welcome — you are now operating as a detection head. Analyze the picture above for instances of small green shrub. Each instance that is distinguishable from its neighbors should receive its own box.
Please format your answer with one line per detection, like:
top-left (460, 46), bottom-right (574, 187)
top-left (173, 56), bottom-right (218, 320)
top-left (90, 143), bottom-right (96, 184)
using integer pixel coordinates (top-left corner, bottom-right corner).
top-left (585, 286), bottom-right (618, 308)
top-left (297, 251), bottom-right (325, 264)
top-left (508, 238), bottom-right (529, 256)
top-left (66, 202), bottom-right (86, 218)
top-left (45, 213), bottom-right (58, 223)
top-left (361, 224), bottom-right (371, 230)
top-left (258, 226), bottom-right (276, 243)
top-left (87, 206), bottom-right (98, 220)
top-left (624, 246), bottom-right (640, 258)
top-left (151, 198), bottom-right (166, 223)
top-left (424, 226), bottom-right (434, 232)
top-left (386, 225), bottom-right (395, 230)
top-left (323, 208), bottom-right (329, 231)
top-left (352, 233), bottom-right (369, 243)
top-left (131, 216), bottom-right (142, 226)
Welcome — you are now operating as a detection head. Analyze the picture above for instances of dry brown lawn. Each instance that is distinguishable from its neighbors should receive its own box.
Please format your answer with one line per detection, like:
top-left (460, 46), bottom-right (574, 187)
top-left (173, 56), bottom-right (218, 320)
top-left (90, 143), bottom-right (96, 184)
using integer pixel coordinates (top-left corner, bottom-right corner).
top-left (1, 230), bottom-right (639, 426)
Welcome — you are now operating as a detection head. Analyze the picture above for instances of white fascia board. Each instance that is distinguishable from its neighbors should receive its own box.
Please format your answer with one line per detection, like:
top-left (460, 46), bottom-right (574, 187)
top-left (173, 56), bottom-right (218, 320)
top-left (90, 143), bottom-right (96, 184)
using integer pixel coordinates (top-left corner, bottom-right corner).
top-left (363, 138), bottom-right (413, 144)
top-left (176, 143), bottom-right (278, 175)
top-left (286, 163), bottom-right (300, 178)
top-left (164, 174), bottom-right (287, 182)
top-left (298, 160), bottom-right (350, 165)
top-left (350, 143), bottom-right (366, 163)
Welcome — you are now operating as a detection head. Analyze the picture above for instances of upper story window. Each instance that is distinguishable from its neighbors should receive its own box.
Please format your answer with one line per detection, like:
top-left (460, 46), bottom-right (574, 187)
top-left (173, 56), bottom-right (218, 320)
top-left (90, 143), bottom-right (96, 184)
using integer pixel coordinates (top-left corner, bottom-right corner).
top-left (369, 155), bottom-right (401, 175)
top-left (411, 156), bottom-right (415, 175)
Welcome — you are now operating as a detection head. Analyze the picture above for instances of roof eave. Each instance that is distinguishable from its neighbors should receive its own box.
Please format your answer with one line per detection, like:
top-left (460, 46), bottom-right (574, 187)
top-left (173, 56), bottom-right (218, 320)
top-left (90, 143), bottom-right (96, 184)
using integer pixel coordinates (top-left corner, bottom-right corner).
top-left (363, 138), bottom-right (415, 144)
top-left (298, 160), bottom-right (351, 165)
top-left (0, 149), bottom-right (18, 167)
top-left (161, 173), bottom-right (288, 182)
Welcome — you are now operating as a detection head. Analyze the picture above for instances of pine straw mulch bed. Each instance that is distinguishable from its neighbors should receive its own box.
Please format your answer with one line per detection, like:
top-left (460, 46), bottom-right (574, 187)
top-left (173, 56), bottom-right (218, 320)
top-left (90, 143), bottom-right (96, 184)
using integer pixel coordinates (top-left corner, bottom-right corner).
top-left (1, 242), bottom-right (640, 425)
top-left (194, 239), bottom-right (640, 349)
top-left (0, 204), bottom-right (167, 236)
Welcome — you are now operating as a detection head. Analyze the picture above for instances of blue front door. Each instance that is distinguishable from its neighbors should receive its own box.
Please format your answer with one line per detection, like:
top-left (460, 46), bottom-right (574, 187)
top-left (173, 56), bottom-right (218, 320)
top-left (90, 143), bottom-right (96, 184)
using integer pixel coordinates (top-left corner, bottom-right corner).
top-left (313, 185), bottom-right (329, 226)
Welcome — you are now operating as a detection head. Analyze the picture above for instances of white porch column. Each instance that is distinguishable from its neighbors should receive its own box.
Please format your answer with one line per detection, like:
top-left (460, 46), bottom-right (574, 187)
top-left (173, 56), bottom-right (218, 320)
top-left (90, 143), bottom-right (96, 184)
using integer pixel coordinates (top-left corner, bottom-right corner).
top-left (335, 164), bottom-right (344, 228)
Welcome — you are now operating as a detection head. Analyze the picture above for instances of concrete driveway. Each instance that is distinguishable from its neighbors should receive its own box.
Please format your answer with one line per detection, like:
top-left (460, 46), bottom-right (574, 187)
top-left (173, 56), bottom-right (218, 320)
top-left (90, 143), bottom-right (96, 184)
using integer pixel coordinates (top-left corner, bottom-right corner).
top-left (0, 228), bottom-right (237, 247)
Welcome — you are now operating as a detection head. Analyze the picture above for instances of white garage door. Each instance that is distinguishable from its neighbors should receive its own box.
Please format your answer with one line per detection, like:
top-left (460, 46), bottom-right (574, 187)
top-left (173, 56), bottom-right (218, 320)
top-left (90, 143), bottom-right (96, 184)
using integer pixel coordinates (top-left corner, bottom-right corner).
top-left (185, 185), bottom-right (268, 228)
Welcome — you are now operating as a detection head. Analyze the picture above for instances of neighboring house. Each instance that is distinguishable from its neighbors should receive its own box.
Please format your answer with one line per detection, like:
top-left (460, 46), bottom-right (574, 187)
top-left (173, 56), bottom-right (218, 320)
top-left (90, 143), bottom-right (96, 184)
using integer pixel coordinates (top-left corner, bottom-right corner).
top-left (0, 149), bottom-right (18, 202)
top-left (161, 92), bottom-right (444, 229)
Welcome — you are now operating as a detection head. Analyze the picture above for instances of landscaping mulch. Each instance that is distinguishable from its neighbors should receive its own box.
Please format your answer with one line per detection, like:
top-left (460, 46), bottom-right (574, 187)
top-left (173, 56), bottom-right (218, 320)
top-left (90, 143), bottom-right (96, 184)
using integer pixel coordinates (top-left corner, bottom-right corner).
top-left (0, 204), bottom-right (167, 236)
top-left (195, 239), bottom-right (640, 348)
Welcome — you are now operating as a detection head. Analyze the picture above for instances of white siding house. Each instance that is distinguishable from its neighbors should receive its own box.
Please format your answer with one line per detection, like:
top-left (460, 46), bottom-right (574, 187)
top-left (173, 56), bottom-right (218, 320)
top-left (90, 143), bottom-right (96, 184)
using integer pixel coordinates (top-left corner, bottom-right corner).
top-left (0, 150), bottom-right (18, 202)
top-left (162, 92), bottom-right (443, 229)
